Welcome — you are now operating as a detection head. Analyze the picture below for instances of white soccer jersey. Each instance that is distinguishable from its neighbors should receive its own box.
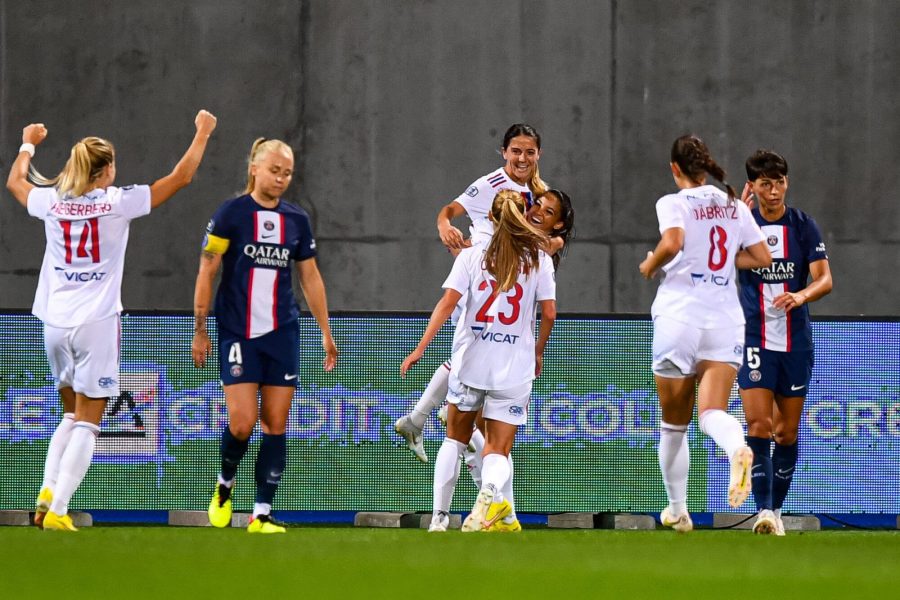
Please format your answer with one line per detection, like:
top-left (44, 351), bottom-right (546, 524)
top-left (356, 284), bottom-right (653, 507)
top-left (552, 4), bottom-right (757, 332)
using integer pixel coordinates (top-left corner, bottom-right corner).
top-left (650, 185), bottom-right (765, 329)
top-left (27, 185), bottom-right (151, 328)
top-left (443, 246), bottom-right (555, 390)
top-left (453, 167), bottom-right (532, 246)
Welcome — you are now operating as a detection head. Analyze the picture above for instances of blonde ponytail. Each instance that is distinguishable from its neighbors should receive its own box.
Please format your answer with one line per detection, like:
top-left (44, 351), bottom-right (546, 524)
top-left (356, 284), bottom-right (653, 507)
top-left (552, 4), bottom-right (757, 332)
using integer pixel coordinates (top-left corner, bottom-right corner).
top-left (529, 164), bottom-right (549, 195)
top-left (245, 137), bottom-right (294, 194)
top-left (484, 189), bottom-right (547, 292)
top-left (29, 137), bottom-right (114, 198)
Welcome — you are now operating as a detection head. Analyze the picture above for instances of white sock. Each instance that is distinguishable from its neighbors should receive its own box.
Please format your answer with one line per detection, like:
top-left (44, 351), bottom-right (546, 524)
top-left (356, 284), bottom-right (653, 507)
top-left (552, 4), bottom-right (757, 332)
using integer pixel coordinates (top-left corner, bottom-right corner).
top-left (481, 453), bottom-right (510, 502)
top-left (463, 428), bottom-right (485, 488)
top-left (410, 363), bottom-right (450, 430)
top-left (41, 412), bottom-right (75, 491)
top-left (501, 453), bottom-right (517, 522)
top-left (253, 503), bottom-right (271, 518)
top-left (774, 508), bottom-right (782, 519)
top-left (699, 409), bottom-right (745, 459)
top-left (50, 422), bottom-right (99, 515)
top-left (433, 438), bottom-right (465, 513)
top-left (658, 421), bottom-right (689, 514)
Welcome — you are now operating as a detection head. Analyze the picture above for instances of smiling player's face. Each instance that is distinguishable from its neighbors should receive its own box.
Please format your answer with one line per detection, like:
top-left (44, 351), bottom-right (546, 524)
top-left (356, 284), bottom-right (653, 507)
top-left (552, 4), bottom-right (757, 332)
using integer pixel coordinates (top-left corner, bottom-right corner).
top-left (501, 135), bottom-right (541, 185)
top-left (526, 193), bottom-right (564, 234)
top-left (251, 150), bottom-right (294, 202)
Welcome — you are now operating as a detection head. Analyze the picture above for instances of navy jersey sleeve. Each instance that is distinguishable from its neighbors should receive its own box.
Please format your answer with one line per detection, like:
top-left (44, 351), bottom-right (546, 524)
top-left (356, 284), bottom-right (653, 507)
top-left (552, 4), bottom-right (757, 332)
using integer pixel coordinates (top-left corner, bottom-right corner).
top-left (800, 212), bottom-right (828, 264)
top-left (292, 212), bottom-right (318, 261)
top-left (202, 200), bottom-right (237, 254)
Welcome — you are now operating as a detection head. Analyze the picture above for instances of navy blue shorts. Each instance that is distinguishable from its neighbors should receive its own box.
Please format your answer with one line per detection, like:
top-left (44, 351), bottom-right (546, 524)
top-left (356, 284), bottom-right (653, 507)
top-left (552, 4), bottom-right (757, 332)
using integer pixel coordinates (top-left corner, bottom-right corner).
top-left (218, 322), bottom-right (299, 387)
top-left (738, 347), bottom-right (813, 398)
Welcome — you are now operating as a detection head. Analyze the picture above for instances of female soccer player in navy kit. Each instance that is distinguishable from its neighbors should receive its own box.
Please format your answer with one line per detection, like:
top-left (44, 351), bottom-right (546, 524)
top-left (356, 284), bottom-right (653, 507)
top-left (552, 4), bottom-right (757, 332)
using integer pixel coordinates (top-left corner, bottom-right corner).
top-left (6, 110), bottom-right (217, 531)
top-left (401, 189), bottom-right (556, 533)
top-left (193, 138), bottom-right (337, 534)
top-left (737, 150), bottom-right (832, 536)
top-left (640, 135), bottom-right (771, 532)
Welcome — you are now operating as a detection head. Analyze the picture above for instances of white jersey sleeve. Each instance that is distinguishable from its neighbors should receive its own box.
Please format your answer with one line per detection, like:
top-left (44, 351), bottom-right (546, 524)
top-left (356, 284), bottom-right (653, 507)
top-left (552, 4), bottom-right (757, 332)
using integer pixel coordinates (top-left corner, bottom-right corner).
top-left (26, 187), bottom-right (55, 219)
top-left (442, 250), bottom-right (475, 296)
top-left (737, 201), bottom-right (766, 248)
top-left (109, 185), bottom-right (152, 220)
top-left (656, 194), bottom-right (687, 233)
top-left (535, 252), bottom-right (556, 301)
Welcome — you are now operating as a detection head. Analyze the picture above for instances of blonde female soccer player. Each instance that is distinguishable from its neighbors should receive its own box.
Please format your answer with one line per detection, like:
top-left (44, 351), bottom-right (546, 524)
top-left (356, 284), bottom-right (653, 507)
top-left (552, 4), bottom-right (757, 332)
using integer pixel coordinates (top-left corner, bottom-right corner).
top-left (193, 138), bottom-right (337, 534)
top-left (6, 110), bottom-right (217, 531)
top-left (401, 189), bottom-right (556, 532)
top-left (639, 134), bottom-right (771, 532)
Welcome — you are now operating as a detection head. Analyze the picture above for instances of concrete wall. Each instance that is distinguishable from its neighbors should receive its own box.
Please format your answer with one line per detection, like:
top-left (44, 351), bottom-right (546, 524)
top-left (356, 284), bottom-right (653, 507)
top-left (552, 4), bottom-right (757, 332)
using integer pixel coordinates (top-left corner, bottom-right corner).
top-left (1, 1), bottom-right (897, 315)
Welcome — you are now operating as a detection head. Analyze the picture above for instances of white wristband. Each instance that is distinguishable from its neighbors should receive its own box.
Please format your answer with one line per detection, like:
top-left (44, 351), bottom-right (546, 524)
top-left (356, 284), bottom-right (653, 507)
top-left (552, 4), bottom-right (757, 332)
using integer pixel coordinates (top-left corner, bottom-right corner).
top-left (19, 143), bottom-right (35, 157)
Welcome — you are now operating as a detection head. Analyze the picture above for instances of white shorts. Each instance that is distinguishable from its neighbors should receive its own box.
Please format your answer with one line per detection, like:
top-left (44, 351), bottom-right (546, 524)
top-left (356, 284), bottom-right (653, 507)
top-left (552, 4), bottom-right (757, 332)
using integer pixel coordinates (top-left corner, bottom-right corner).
top-left (44, 314), bottom-right (121, 398)
top-left (447, 374), bottom-right (532, 426)
top-left (652, 316), bottom-right (743, 378)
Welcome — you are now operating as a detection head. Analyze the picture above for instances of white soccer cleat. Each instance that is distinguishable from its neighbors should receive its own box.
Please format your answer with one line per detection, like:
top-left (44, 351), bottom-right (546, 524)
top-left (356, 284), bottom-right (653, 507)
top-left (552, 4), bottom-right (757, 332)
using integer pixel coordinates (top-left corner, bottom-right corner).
top-left (394, 415), bottom-right (427, 463)
top-left (660, 506), bottom-right (693, 533)
top-left (461, 488), bottom-right (494, 532)
top-left (428, 512), bottom-right (449, 532)
top-left (774, 515), bottom-right (786, 537)
top-left (752, 509), bottom-right (777, 535)
top-left (728, 446), bottom-right (753, 508)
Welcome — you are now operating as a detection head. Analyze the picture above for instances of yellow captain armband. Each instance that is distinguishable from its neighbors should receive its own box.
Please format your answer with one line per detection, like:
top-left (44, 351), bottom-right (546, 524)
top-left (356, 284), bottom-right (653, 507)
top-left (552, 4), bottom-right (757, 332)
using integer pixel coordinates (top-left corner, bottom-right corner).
top-left (202, 233), bottom-right (230, 255)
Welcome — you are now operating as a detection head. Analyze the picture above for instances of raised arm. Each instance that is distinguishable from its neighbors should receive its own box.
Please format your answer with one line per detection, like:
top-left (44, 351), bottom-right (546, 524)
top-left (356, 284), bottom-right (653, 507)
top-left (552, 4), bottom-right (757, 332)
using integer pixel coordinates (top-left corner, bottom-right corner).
top-left (400, 287), bottom-right (463, 377)
top-left (6, 123), bottom-right (48, 207)
top-left (297, 257), bottom-right (338, 371)
top-left (191, 250), bottom-right (223, 368)
top-left (149, 110), bottom-right (217, 209)
top-left (436, 201), bottom-right (468, 250)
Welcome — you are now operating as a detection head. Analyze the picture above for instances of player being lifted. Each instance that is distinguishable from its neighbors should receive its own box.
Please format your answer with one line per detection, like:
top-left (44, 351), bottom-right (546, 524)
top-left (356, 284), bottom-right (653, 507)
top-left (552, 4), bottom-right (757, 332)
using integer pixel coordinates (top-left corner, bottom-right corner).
top-left (7, 110), bottom-right (217, 531)
top-left (401, 189), bottom-right (557, 532)
top-left (193, 138), bottom-right (337, 534)
top-left (737, 150), bottom-right (832, 535)
top-left (639, 134), bottom-right (771, 532)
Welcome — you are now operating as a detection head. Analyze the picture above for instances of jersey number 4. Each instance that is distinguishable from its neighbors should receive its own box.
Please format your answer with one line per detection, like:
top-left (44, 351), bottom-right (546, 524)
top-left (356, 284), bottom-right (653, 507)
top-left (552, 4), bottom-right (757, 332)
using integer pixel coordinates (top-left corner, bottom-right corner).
top-left (61, 218), bottom-right (100, 264)
top-left (474, 280), bottom-right (523, 325)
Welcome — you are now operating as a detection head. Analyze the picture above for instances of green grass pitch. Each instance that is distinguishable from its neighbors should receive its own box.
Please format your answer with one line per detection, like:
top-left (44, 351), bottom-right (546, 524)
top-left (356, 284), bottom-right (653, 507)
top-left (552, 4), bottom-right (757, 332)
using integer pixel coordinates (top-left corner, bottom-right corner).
top-left (2, 526), bottom-right (898, 599)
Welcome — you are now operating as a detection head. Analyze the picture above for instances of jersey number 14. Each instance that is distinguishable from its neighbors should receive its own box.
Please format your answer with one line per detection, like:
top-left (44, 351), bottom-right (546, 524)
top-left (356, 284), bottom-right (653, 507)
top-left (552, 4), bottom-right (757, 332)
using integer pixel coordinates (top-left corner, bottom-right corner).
top-left (61, 218), bottom-right (100, 264)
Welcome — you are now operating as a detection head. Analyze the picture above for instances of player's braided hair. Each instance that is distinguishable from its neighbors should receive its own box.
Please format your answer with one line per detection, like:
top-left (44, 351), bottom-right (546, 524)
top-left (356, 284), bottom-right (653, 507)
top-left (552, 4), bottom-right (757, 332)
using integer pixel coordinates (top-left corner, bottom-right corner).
top-left (29, 137), bottom-right (115, 198)
top-left (484, 189), bottom-right (548, 293)
top-left (671, 134), bottom-right (736, 202)
top-left (245, 137), bottom-right (294, 194)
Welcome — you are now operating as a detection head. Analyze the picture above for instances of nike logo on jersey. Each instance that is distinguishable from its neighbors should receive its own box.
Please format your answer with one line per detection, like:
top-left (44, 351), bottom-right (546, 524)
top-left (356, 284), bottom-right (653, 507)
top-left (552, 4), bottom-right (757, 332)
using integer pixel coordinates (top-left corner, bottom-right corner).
top-left (284, 374), bottom-right (298, 381)
top-left (790, 384), bottom-right (806, 391)
top-left (261, 233), bottom-right (276, 240)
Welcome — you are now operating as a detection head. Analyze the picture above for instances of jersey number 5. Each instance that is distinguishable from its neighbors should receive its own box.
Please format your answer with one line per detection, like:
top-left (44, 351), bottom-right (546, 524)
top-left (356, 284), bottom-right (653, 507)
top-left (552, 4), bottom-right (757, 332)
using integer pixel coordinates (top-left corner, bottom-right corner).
top-left (708, 225), bottom-right (728, 271)
top-left (61, 218), bottom-right (100, 264)
top-left (474, 280), bottom-right (523, 325)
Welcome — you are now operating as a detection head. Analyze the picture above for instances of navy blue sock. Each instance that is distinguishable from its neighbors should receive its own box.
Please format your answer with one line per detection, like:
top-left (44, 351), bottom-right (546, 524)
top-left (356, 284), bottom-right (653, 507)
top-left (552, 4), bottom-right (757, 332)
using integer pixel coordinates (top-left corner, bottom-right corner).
top-left (746, 436), bottom-right (773, 511)
top-left (254, 433), bottom-right (287, 506)
top-left (772, 441), bottom-right (799, 510)
top-left (220, 426), bottom-right (249, 482)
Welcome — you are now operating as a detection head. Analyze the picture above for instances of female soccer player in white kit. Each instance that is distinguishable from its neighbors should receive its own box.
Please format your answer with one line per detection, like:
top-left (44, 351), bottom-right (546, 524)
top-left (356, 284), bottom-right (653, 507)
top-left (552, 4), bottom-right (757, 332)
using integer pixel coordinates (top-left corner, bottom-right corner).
top-left (639, 134), bottom-right (771, 532)
top-left (401, 189), bottom-right (556, 532)
top-left (6, 110), bottom-right (217, 531)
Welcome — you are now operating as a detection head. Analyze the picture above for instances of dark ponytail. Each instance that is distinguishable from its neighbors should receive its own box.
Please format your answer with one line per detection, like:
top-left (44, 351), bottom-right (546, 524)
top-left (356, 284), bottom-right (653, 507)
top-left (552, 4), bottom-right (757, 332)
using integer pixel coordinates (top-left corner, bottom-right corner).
top-left (671, 134), bottom-right (736, 202)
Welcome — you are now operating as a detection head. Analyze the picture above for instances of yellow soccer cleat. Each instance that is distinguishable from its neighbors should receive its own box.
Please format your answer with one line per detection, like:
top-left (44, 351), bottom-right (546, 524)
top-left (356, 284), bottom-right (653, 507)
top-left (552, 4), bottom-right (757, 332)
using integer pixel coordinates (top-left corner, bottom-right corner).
top-left (208, 483), bottom-right (233, 528)
top-left (43, 511), bottom-right (78, 532)
top-left (489, 516), bottom-right (522, 532)
top-left (247, 514), bottom-right (286, 534)
top-left (482, 499), bottom-right (512, 531)
top-left (34, 487), bottom-right (53, 528)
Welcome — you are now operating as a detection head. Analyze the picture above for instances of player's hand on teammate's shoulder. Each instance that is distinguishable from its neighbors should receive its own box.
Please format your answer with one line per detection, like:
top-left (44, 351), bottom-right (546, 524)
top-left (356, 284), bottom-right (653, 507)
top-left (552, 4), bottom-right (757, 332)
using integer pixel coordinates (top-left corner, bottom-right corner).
top-left (194, 110), bottom-right (217, 136)
top-left (22, 123), bottom-right (48, 146)
top-left (740, 182), bottom-right (755, 210)
top-left (439, 223), bottom-right (466, 251)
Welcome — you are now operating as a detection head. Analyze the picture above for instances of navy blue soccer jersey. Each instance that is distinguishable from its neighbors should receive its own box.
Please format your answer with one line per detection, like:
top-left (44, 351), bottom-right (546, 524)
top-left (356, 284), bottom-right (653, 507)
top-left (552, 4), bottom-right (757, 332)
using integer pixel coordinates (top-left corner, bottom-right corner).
top-left (738, 206), bottom-right (827, 352)
top-left (202, 195), bottom-right (317, 339)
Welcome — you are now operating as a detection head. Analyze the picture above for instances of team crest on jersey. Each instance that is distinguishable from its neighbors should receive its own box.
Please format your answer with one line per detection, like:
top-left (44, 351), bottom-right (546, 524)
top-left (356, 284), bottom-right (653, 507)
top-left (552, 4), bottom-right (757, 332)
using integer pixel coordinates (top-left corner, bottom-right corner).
top-left (206, 219), bottom-right (215, 233)
top-left (749, 370), bottom-right (761, 382)
top-left (767, 235), bottom-right (778, 246)
top-left (466, 186), bottom-right (479, 197)
top-left (230, 365), bottom-right (243, 377)
top-left (264, 220), bottom-right (275, 231)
